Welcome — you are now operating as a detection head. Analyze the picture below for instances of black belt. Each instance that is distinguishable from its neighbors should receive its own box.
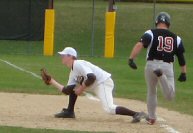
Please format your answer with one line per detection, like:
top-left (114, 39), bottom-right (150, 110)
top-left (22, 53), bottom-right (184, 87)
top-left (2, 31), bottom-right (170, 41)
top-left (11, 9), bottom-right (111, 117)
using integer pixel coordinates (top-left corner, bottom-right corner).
top-left (147, 59), bottom-right (172, 64)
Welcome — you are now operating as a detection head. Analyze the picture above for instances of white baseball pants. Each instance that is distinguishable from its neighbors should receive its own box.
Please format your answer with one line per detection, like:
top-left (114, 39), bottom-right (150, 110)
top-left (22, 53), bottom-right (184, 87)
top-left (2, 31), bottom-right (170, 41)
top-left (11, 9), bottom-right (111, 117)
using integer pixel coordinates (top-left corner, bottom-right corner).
top-left (93, 78), bottom-right (117, 114)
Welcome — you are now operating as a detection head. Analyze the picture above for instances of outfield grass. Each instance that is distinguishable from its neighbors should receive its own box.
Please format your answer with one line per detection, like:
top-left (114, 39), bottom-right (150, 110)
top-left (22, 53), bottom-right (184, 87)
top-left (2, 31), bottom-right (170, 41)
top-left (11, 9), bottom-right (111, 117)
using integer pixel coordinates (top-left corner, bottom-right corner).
top-left (0, 0), bottom-right (193, 117)
top-left (0, 54), bottom-right (193, 116)
top-left (0, 126), bottom-right (112, 133)
top-left (0, 1), bottom-right (193, 56)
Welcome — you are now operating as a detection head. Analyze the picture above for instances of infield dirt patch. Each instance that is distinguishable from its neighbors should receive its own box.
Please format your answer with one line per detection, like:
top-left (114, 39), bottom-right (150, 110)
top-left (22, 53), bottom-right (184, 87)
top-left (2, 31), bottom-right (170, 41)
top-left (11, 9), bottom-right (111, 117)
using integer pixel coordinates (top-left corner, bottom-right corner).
top-left (0, 92), bottom-right (192, 133)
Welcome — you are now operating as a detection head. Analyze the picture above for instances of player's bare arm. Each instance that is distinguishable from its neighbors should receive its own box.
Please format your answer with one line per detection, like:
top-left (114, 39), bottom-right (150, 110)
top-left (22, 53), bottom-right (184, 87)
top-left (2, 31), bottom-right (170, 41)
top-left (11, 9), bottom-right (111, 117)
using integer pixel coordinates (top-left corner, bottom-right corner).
top-left (40, 69), bottom-right (76, 94)
top-left (129, 42), bottom-right (143, 60)
top-left (50, 78), bottom-right (64, 92)
top-left (128, 42), bottom-right (143, 69)
top-left (40, 68), bottom-right (64, 92)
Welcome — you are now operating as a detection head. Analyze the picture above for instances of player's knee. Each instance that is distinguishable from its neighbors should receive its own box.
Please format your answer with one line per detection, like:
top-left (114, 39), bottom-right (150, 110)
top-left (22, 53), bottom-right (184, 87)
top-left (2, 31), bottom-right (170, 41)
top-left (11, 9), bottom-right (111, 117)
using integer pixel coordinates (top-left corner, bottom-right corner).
top-left (62, 85), bottom-right (76, 95)
top-left (164, 87), bottom-right (175, 101)
top-left (167, 95), bottom-right (174, 101)
top-left (103, 105), bottom-right (116, 115)
top-left (62, 89), bottom-right (72, 95)
top-left (104, 108), bottom-right (115, 114)
top-left (166, 93), bottom-right (175, 101)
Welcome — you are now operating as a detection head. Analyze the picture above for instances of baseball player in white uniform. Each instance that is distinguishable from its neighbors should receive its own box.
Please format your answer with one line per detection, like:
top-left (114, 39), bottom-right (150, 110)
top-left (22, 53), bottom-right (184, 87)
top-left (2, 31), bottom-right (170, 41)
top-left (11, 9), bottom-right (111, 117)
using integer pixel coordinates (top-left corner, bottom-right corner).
top-left (43, 47), bottom-right (146, 123)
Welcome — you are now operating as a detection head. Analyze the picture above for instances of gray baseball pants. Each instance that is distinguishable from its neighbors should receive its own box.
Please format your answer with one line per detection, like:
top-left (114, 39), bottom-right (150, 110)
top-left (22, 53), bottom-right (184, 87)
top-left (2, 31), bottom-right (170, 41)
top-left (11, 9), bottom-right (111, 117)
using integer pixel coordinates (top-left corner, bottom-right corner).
top-left (145, 60), bottom-right (175, 119)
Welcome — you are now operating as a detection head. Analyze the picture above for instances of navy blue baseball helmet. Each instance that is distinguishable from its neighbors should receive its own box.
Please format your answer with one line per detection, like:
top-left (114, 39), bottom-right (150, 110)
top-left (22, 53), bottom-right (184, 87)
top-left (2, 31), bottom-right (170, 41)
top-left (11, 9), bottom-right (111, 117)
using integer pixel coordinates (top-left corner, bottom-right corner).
top-left (155, 12), bottom-right (171, 27)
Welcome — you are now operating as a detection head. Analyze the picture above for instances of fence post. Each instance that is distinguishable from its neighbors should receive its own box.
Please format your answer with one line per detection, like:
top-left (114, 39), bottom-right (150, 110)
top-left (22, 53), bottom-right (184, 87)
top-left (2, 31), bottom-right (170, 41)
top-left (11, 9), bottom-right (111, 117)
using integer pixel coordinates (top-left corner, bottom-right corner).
top-left (153, 0), bottom-right (157, 28)
top-left (91, 0), bottom-right (95, 56)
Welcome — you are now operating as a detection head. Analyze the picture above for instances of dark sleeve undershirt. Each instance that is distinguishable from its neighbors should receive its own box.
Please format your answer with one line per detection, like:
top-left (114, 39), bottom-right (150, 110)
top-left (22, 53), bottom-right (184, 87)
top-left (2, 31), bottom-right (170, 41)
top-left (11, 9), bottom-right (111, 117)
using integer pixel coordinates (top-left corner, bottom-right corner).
top-left (177, 53), bottom-right (186, 66)
top-left (139, 33), bottom-right (152, 48)
top-left (84, 73), bottom-right (96, 87)
top-left (176, 41), bottom-right (186, 66)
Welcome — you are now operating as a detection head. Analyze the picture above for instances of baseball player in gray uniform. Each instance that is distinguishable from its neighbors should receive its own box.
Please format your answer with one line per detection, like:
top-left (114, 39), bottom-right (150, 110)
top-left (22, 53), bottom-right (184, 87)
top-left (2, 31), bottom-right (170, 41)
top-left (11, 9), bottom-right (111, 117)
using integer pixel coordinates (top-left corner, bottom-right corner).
top-left (128, 12), bottom-right (187, 125)
top-left (41, 47), bottom-right (146, 123)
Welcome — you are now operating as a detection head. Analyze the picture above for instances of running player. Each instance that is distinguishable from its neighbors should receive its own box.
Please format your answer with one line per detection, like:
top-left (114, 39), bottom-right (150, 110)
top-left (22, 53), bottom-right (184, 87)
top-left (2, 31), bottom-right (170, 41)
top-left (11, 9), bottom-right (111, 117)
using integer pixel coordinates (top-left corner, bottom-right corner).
top-left (128, 12), bottom-right (187, 125)
top-left (42, 47), bottom-right (146, 123)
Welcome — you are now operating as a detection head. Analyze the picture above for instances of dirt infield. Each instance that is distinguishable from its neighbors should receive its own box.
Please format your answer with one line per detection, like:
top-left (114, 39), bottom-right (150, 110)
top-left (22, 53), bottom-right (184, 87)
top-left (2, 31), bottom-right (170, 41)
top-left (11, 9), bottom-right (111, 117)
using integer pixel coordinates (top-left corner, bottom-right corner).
top-left (0, 93), bottom-right (192, 133)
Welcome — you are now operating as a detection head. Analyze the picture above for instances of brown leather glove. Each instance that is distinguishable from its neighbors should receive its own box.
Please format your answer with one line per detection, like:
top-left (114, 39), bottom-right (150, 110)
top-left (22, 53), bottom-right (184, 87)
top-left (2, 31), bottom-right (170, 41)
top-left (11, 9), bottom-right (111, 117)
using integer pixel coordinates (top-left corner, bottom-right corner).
top-left (40, 68), bottom-right (51, 85)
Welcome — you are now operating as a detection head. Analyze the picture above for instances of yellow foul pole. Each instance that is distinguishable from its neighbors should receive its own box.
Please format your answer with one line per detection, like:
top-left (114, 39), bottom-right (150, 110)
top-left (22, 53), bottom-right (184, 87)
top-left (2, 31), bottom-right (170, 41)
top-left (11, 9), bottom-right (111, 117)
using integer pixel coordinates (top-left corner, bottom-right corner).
top-left (104, 0), bottom-right (116, 58)
top-left (44, 0), bottom-right (55, 56)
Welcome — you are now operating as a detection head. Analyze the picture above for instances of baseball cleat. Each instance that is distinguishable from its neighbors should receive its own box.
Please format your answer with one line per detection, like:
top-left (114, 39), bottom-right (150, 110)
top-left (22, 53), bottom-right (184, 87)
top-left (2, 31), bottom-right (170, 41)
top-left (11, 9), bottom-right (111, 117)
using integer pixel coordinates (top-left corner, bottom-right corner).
top-left (131, 112), bottom-right (147, 123)
top-left (153, 69), bottom-right (163, 77)
top-left (54, 108), bottom-right (75, 118)
top-left (146, 117), bottom-right (156, 125)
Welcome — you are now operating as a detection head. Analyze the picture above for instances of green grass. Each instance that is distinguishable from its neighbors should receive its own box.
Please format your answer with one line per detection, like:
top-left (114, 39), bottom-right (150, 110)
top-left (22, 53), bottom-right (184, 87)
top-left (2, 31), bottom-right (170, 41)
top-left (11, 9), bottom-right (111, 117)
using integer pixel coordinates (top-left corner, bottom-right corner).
top-left (0, 54), bottom-right (193, 115)
top-left (0, 126), bottom-right (112, 133)
top-left (1, 1), bottom-right (193, 56)
top-left (0, 0), bottom-right (193, 121)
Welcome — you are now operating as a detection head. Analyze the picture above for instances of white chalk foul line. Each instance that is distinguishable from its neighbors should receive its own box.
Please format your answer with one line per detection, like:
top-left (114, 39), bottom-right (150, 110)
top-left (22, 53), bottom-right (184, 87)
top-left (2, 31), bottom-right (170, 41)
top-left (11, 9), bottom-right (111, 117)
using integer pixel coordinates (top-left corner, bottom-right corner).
top-left (160, 124), bottom-right (180, 133)
top-left (0, 59), bottom-right (41, 79)
top-left (2, 59), bottom-right (180, 132)
top-left (157, 117), bottom-right (166, 122)
top-left (157, 117), bottom-right (181, 133)
top-left (141, 116), bottom-right (180, 133)
top-left (0, 58), bottom-right (99, 101)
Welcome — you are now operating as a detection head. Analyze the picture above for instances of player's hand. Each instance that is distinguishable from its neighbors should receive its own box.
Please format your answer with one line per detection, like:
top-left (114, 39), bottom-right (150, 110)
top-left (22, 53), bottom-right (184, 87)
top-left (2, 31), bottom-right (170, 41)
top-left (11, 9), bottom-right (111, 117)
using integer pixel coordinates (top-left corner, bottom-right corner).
top-left (178, 73), bottom-right (186, 82)
top-left (74, 87), bottom-right (84, 95)
top-left (128, 58), bottom-right (137, 70)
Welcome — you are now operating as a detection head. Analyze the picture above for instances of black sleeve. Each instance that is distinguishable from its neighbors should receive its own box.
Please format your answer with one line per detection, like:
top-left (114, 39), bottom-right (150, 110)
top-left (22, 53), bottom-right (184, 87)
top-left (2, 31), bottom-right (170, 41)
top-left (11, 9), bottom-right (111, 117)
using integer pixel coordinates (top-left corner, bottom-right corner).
top-left (62, 84), bottom-right (76, 95)
top-left (84, 73), bottom-right (96, 87)
top-left (177, 53), bottom-right (186, 66)
top-left (139, 33), bottom-right (152, 48)
top-left (176, 41), bottom-right (186, 66)
top-left (176, 40), bottom-right (185, 55)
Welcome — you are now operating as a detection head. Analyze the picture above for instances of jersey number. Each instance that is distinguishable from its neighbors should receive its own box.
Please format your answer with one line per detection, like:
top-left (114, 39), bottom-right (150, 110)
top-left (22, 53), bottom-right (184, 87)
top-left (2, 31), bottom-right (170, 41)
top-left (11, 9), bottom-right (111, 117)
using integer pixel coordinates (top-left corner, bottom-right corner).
top-left (157, 36), bottom-right (174, 52)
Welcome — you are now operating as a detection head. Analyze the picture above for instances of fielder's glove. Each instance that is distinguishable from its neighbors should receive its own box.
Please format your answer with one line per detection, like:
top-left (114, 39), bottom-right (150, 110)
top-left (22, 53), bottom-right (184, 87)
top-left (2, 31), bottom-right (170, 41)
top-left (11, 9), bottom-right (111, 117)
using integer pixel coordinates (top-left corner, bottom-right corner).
top-left (40, 68), bottom-right (51, 85)
top-left (178, 73), bottom-right (186, 82)
top-left (128, 58), bottom-right (137, 70)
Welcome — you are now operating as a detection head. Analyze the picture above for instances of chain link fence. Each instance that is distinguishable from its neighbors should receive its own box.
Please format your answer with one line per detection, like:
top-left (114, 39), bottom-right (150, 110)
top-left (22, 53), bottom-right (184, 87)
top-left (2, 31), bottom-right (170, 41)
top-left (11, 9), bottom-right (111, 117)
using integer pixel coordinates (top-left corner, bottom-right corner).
top-left (0, 0), bottom-right (192, 57)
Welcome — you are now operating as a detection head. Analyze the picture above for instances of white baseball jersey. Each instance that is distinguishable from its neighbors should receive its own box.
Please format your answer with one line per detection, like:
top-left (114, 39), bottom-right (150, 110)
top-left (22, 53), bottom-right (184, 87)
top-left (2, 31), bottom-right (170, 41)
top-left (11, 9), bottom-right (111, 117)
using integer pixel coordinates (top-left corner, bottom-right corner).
top-left (67, 60), bottom-right (111, 89)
